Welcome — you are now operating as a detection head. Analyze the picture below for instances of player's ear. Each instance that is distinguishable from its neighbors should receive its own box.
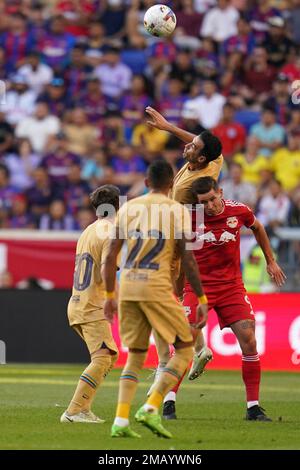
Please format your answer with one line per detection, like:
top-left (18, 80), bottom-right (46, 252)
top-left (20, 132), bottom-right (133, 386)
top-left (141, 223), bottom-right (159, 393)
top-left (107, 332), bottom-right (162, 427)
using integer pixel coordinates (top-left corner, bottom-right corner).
top-left (219, 188), bottom-right (223, 198)
top-left (197, 155), bottom-right (206, 164)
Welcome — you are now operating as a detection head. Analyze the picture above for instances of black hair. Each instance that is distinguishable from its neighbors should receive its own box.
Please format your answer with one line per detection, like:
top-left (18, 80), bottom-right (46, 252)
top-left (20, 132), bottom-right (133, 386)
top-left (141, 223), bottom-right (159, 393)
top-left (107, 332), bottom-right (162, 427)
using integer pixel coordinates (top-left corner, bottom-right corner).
top-left (191, 176), bottom-right (219, 196)
top-left (147, 160), bottom-right (174, 189)
top-left (199, 131), bottom-right (222, 163)
top-left (90, 184), bottom-right (120, 216)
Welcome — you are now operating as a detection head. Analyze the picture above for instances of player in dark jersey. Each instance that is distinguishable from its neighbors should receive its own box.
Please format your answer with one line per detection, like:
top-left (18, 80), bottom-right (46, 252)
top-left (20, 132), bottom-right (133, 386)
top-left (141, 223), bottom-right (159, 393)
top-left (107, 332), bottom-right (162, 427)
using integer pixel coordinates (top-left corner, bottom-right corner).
top-left (164, 176), bottom-right (286, 421)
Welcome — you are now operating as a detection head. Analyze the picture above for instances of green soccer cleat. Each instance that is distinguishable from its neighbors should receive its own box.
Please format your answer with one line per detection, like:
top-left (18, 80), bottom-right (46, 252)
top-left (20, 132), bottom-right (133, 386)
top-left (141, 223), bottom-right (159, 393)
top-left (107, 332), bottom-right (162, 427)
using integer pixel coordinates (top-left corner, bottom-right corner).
top-left (135, 407), bottom-right (173, 439)
top-left (111, 424), bottom-right (141, 438)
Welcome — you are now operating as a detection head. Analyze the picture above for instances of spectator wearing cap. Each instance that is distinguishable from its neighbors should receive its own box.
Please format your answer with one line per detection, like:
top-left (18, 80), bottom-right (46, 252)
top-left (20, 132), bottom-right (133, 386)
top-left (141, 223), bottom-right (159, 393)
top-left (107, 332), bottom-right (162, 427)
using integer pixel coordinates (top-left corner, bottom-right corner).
top-left (40, 15), bottom-right (76, 73)
top-left (63, 44), bottom-right (93, 98)
top-left (4, 138), bottom-right (41, 191)
top-left (40, 132), bottom-right (81, 188)
top-left (234, 135), bottom-right (270, 186)
top-left (213, 102), bottom-right (246, 161)
top-left (0, 112), bottom-right (14, 157)
top-left (0, 13), bottom-right (35, 73)
top-left (247, 0), bottom-right (281, 44)
top-left (201, 0), bottom-right (240, 43)
top-left (94, 46), bottom-right (132, 99)
top-left (180, 101), bottom-right (206, 137)
top-left (243, 47), bottom-right (278, 102)
top-left (75, 76), bottom-right (109, 125)
top-left (263, 16), bottom-right (295, 68)
top-left (17, 51), bottom-right (53, 94)
top-left (8, 194), bottom-right (36, 229)
top-left (63, 164), bottom-right (91, 216)
top-left (221, 162), bottom-right (257, 208)
top-left (264, 73), bottom-right (295, 126)
top-left (250, 107), bottom-right (285, 157)
top-left (37, 77), bottom-right (70, 118)
top-left (270, 132), bottom-right (300, 192)
top-left (63, 108), bottom-right (98, 157)
top-left (157, 78), bottom-right (187, 127)
top-left (185, 80), bottom-right (226, 129)
top-left (15, 101), bottom-right (61, 154)
top-left (3, 74), bottom-right (36, 125)
top-left (121, 75), bottom-right (152, 142)
top-left (39, 199), bottom-right (76, 230)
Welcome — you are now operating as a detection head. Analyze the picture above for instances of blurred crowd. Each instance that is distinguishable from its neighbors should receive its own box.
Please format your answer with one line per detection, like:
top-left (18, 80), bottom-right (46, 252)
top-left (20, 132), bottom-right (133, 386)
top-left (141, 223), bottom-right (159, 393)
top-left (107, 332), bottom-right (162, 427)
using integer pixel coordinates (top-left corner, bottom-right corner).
top-left (0, 0), bottom-right (299, 238)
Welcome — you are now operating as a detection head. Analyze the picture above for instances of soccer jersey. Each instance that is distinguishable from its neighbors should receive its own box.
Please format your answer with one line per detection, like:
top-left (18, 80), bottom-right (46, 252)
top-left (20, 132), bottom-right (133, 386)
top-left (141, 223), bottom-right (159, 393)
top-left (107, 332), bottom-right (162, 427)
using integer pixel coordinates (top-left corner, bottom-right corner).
top-left (68, 219), bottom-right (113, 325)
top-left (188, 200), bottom-right (256, 287)
top-left (170, 154), bottom-right (223, 204)
top-left (117, 192), bottom-right (191, 301)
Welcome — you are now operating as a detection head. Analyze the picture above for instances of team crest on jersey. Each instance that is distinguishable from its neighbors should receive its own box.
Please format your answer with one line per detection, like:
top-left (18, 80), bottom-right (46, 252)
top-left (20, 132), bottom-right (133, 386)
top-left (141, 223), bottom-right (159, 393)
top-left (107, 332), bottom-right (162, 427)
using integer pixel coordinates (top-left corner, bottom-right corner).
top-left (226, 216), bottom-right (238, 228)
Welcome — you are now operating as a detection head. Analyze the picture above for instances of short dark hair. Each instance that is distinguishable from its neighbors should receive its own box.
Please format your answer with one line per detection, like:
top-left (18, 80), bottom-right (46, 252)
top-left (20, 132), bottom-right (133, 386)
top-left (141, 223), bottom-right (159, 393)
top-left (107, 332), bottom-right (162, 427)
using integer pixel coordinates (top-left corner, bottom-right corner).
top-left (199, 131), bottom-right (222, 163)
top-left (147, 160), bottom-right (174, 189)
top-left (192, 176), bottom-right (219, 196)
top-left (90, 184), bottom-right (120, 216)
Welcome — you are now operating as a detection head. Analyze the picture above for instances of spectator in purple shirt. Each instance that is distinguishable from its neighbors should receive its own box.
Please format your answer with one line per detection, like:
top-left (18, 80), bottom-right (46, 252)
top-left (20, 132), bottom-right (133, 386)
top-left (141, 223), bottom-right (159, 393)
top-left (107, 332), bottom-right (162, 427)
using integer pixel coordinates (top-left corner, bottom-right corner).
top-left (63, 164), bottom-right (91, 216)
top-left (111, 144), bottom-right (147, 195)
top-left (40, 15), bottom-right (76, 74)
top-left (26, 167), bottom-right (60, 219)
top-left (63, 44), bottom-right (93, 98)
top-left (158, 78), bottom-right (187, 126)
top-left (223, 15), bottom-right (256, 58)
top-left (121, 75), bottom-right (152, 142)
top-left (8, 194), bottom-right (36, 229)
top-left (0, 164), bottom-right (19, 214)
top-left (247, 0), bottom-right (281, 44)
top-left (39, 199), bottom-right (76, 231)
top-left (37, 77), bottom-right (70, 119)
top-left (40, 132), bottom-right (81, 188)
top-left (75, 76), bottom-right (109, 125)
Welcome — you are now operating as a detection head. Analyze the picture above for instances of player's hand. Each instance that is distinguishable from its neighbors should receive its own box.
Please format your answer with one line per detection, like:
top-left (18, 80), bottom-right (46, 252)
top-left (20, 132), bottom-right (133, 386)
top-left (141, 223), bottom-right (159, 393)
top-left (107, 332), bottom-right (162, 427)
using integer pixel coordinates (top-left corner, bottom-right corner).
top-left (145, 106), bottom-right (170, 131)
top-left (267, 260), bottom-right (286, 287)
top-left (104, 299), bottom-right (118, 324)
top-left (194, 303), bottom-right (208, 329)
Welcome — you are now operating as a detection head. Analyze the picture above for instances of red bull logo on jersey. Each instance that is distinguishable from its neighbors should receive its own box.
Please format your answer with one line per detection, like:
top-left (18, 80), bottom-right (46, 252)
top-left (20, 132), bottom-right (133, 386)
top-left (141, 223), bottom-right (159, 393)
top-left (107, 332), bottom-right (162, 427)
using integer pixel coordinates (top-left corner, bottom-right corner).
top-left (196, 229), bottom-right (237, 245)
top-left (226, 216), bottom-right (238, 228)
top-left (219, 231), bottom-right (237, 243)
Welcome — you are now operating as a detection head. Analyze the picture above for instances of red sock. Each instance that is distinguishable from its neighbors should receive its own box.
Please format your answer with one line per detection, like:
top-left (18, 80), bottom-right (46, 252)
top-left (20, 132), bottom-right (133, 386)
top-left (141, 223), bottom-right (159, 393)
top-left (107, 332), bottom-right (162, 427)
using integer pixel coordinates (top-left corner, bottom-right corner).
top-left (171, 369), bottom-right (187, 394)
top-left (242, 354), bottom-right (261, 402)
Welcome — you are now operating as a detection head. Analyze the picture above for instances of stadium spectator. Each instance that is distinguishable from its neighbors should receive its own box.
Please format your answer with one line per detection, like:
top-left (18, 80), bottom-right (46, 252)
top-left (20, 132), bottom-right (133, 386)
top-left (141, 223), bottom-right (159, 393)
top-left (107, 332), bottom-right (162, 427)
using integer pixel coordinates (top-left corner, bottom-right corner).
top-left (100, 0), bottom-right (127, 39)
top-left (37, 77), bottom-right (69, 118)
top-left (63, 44), bottom-right (94, 98)
top-left (110, 143), bottom-right (147, 195)
top-left (0, 112), bottom-right (14, 156)
top-left (233, 135), bottom-right (270, 185)
top-left (0, 164), bottom-right (19, 215)
top-left (63, 163), bottom-right (91, 216)
top-left (39, 199), bottom-right (76, 230)
top-left (288, 186), bottom-right (300, 227)
top-left (75, 76), bottom-right (109, 125)
top-left (250, 107), bottom-right (285, 157)
top-left (75, 207), bottom-right (96, 231)
top-left (222, 15), bottom-right (256, 58)
top-left (213, 102), bottom-right (246, 161)
top-left (270, 131), bottom-right (300, 192)
top-left (17, 51), bottom-right (53, 94)
top-left (243, 47), bottom-right (278, 102)
top-left (264, 73), bottom-right (294, 126)
top-left (8, 193), bottom-right (35, 229)
top-left (40, 132), bottom-right (81, 187)
top-left (221, 162), bottom-right (257, 208)
top-left (4, 138), bottom-right (41, 191)
top-left (257, 179), bottom-right (291, 232)
top-left (286, 108), bottom-right (300, 135)
top-left (15, 101), bottom-right (61, 154)
top-left (99, 111), bottom-right (124, 153)
top-left (26, 167), bottom-right (59, 218)
top-left (287, 0), bottom-right (300, 45)
top-left (4, 74), bottom-right (36, 125)
top-left (63, 108), bottom-right (98, 157)
top-left (186, 80), bottom-right (226, 129)
top-left (169, 48), bottom-right (197, 95)
top-left (175, 0), bottom-right (204, 38)
top-left (85, 20), bottom-right (109, 67)
top-left (94, 46), bottom-right (132, 99)
top-left (158, 78), bottom-right (187, 126)
top-left (81, 148), bottom-right (113, 188)
top-left (263, 16), bottom-right (295, 69)
top-left (247, 0), bottom-right (281, 44)
top-left (201, 0), bottom-right (240, 43)
top-left (131, 116), bottom-right (169, 162)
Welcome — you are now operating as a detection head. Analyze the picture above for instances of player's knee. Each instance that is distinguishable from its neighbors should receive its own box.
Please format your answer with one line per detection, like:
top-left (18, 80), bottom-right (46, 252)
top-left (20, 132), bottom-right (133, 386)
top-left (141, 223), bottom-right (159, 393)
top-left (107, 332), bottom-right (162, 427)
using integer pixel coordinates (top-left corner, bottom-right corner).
top-left (126, 350), bottom-right (147, 370)
top-left (91, 353), bottom-right (112, 375)
top-left (240, 335), bottom-right (257, 355)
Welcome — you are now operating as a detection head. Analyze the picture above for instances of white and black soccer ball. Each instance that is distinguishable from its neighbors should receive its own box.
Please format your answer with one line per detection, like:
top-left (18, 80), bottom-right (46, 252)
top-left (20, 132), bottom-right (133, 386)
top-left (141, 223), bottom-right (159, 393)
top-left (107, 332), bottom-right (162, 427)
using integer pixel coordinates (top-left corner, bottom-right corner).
top-left (144, 4), bottom-right (177, 38)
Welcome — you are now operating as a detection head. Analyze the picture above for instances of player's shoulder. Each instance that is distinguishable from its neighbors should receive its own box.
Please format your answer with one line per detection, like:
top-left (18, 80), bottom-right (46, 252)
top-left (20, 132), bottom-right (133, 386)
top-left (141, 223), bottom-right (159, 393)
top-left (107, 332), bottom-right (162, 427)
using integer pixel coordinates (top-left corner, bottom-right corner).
top-left (224, 199), bottom-right (253, 214)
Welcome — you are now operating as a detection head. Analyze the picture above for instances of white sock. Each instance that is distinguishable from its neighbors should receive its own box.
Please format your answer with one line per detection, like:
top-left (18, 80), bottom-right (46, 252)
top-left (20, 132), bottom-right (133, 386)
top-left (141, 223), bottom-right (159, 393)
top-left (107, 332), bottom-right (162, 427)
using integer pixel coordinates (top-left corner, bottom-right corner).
top-left (247, 400), bottom-right (259, 409)
top-left (163, 391), bottom-right (176, 403)
top-left (143, 403), bottom-right (158, 414)
top-left (114, 417), bottom-right (129, 427)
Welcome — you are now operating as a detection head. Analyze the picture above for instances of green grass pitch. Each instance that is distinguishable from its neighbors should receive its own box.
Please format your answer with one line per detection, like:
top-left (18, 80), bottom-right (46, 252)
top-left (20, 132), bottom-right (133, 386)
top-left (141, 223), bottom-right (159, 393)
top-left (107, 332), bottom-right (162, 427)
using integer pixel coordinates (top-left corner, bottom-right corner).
top-left (1, 364), bottom-right (300, 450)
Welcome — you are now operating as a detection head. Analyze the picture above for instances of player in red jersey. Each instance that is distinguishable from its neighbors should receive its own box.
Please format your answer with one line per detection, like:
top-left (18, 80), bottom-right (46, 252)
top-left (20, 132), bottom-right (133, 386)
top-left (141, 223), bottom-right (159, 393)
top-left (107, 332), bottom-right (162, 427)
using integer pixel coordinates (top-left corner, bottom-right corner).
top-left (162, 176), bottom-right (286, 421)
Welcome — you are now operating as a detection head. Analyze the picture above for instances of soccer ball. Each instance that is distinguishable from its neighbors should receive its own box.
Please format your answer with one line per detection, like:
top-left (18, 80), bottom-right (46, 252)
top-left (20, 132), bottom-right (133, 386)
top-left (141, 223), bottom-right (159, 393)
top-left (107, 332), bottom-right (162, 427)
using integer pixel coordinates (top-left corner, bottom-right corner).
top-left (144, 4), bottom-right (177, 38)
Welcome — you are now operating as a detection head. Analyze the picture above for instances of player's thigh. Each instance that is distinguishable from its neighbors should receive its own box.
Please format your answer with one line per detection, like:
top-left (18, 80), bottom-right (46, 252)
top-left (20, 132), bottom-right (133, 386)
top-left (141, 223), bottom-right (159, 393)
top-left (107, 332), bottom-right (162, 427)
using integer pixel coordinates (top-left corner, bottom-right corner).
top-left (79, 319), bottom-right (118, 356)
top-left (119, 301), bottom-right (152, 350)
top-left (214, 285), bottom-right (255, 330)
top-left (142, 299), bottom-right (193, 346)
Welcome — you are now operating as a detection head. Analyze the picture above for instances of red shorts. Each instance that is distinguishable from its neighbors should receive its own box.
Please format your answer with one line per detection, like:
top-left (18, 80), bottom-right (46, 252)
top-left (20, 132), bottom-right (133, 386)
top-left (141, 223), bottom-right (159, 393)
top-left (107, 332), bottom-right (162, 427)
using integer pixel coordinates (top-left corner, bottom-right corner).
top-left (183, 283), bottom-right (255, 329)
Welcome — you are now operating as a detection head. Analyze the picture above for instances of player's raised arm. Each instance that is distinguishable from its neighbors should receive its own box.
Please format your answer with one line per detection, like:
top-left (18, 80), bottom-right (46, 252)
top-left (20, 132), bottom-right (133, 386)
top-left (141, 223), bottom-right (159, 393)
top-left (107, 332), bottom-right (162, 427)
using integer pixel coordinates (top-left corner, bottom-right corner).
top-left (146, 106), bottom-right (196, 144)
top-left (103, 232), bottom-right (124, 323)
top-left (250, 219), bottom-right (287, 287)
top-left (176, 234), bottom-right (208, 329)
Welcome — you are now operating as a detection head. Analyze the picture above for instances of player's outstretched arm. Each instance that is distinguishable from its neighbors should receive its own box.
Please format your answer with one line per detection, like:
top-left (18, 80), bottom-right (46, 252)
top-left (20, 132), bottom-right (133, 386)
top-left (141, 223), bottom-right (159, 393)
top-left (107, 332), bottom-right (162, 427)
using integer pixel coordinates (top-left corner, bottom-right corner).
top-left (177, 235), bottom-right (208, 329)
top-left (250, 219), bottom-right (287, 287)
top-left (103, 235), bottom-right (124, 324)
top-left (146, 106), bottom-right (196, 144)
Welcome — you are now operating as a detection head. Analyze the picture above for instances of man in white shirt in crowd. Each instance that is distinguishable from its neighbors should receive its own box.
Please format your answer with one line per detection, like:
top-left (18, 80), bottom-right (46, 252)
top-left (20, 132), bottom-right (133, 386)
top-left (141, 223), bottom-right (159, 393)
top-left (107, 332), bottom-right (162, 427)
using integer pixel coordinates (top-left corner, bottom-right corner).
top-left (15, 101), bottom-right (61, 154)
top-left (201, 0), bottom-right (240, 42)
top-left (221, 162), bottom-right (257, 209)
top-left (18, 51), bottom-right (53, 95)
top-left (3, 74), bottom-right (36, 126)
top-left (95, 46), bottom-right (132, 99)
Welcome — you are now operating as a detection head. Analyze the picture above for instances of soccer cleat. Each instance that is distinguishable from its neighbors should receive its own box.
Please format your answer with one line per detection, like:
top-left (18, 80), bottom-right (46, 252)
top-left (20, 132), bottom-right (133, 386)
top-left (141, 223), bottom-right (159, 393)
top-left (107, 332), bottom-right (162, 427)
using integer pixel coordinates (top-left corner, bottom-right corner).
top-left (163, 400), bottom-right (177, 420)
top-left (246, 405), bottom-right (272, 422)
top-left (60, 410), bottom-right (105, 423)
top-left (111, 424), bottom-right (141, 438)
top-left (188, 347), bottom-right (213, 380)
top-left (135, 407), bottom-right (173, 438)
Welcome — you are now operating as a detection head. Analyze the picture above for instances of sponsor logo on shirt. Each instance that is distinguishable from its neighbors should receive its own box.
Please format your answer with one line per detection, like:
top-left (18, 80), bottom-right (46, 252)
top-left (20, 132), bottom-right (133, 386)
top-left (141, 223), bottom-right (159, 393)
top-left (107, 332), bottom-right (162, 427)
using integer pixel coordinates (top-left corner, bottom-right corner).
top-left (226, 216), bottom-right (238, 228)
